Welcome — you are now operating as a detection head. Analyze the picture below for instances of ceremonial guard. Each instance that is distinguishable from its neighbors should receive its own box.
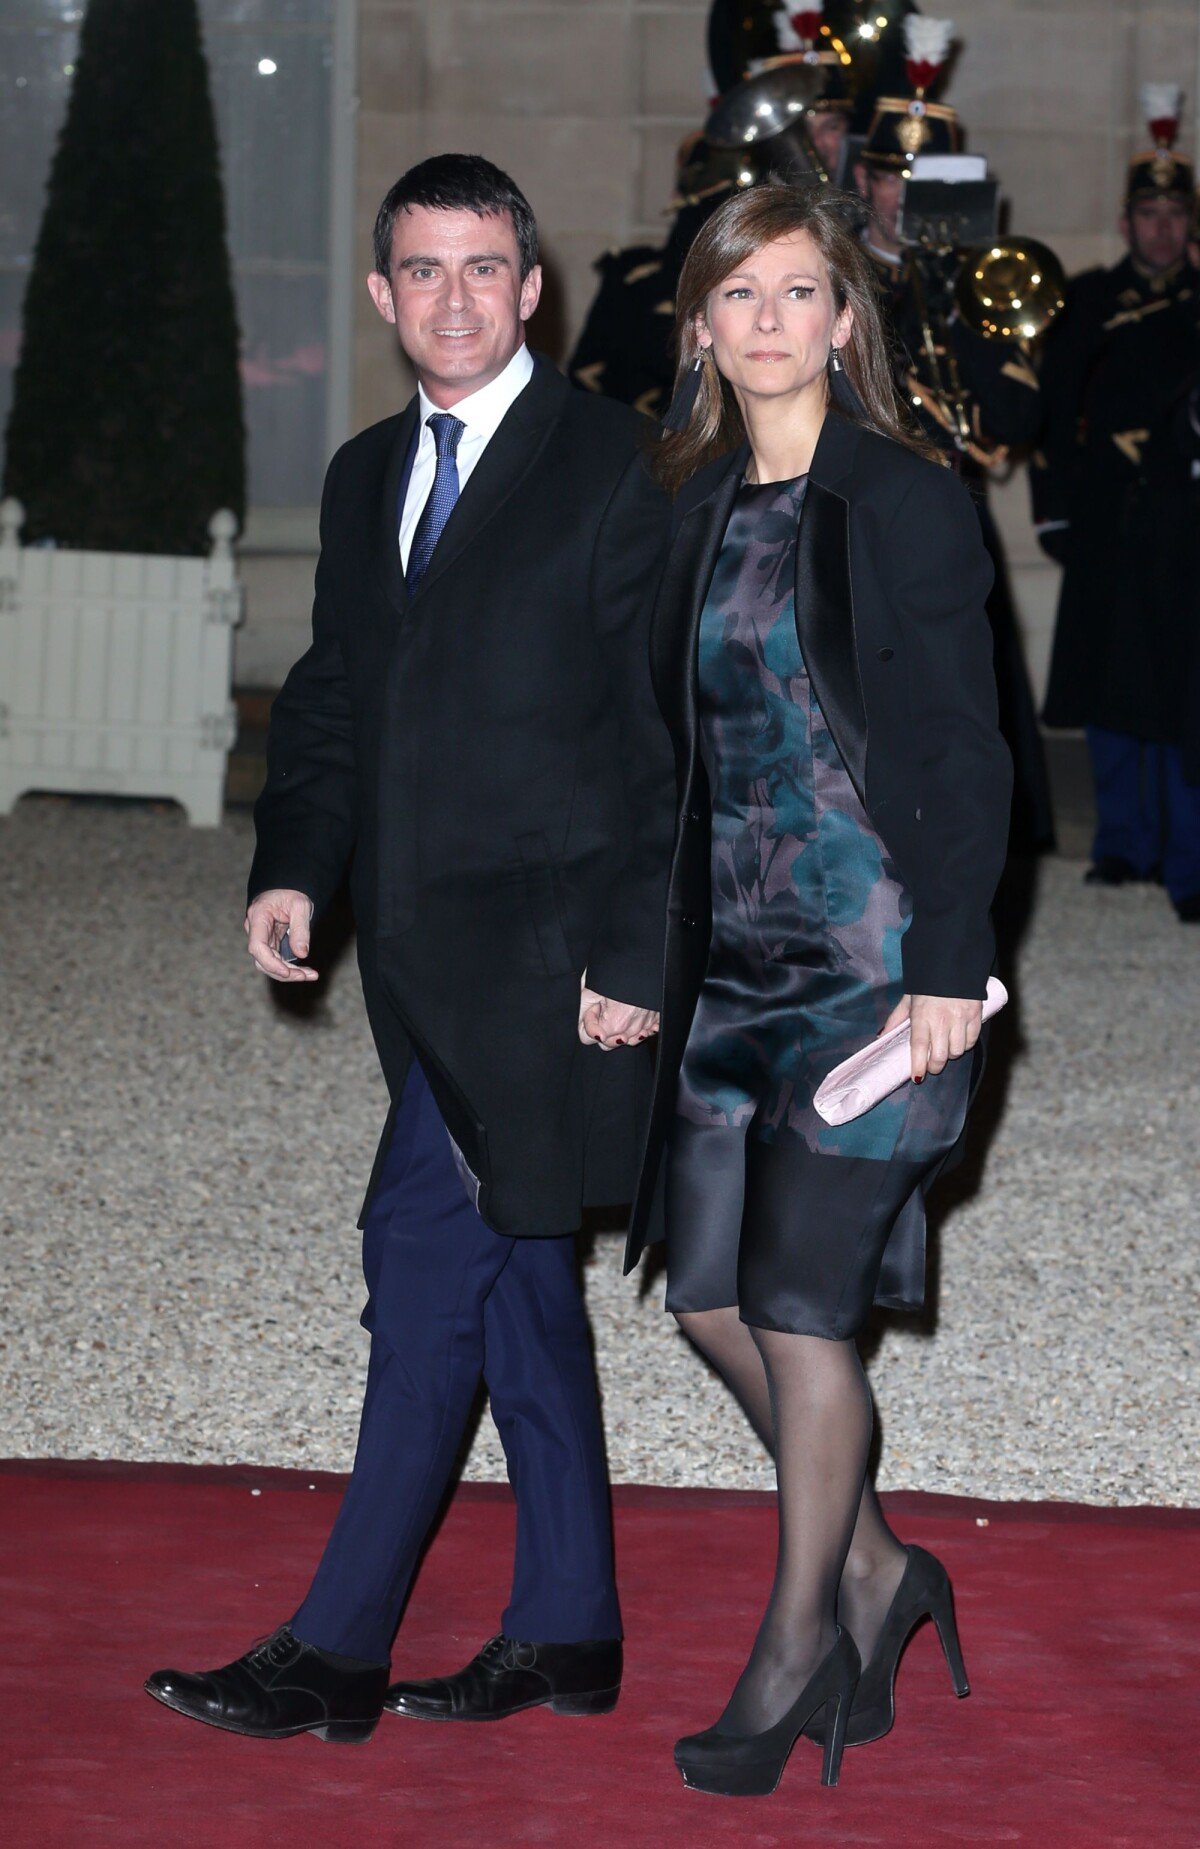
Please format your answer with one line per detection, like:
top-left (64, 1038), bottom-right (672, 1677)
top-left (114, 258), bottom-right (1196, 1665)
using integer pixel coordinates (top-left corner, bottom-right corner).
top-left (853, 19), bottom-right (1056, 851)
top-left (1031, 87), bottom-right (1200, 919)
top-left (569, 4), bottom-right (863, 418)
top-left (567, 144), bottom-right (730, 421)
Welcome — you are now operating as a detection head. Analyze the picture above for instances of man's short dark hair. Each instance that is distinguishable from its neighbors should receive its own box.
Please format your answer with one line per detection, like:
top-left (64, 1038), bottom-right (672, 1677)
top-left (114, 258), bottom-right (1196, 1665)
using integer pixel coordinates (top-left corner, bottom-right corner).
top-left (373, 154), bottom-right (539, 279)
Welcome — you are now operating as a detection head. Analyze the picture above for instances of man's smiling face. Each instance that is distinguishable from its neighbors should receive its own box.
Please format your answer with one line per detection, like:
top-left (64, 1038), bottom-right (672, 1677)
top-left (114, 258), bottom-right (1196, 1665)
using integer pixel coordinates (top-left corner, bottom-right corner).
top-left (367, 204), bottom-right (542, 406)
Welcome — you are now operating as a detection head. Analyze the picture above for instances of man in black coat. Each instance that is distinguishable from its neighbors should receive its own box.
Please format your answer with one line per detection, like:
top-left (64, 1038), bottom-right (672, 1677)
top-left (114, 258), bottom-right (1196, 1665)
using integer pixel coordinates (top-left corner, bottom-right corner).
top-left (145, 156), bottom-right (674, 1745)
top-left (1030, 114), bottom-right (1200, 919)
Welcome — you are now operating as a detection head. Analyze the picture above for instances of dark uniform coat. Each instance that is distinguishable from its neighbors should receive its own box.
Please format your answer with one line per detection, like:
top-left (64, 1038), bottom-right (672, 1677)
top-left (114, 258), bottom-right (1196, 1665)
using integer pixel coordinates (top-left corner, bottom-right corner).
top-left (1031, 255), bottom-right (1200, 769)
top-left (625, 412), bottom-right (1013, 1283)
top-left (569, 203), bottom-right (714, 422)
top-left (249, 360), bottom-right (675, 1238)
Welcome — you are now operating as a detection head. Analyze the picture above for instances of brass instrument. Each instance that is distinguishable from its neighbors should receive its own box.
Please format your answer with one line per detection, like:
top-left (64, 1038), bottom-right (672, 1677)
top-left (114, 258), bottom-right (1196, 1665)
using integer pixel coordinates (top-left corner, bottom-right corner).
top-left (902, 235), bottom-right (1066, 469)
top-left (954, 240), bottom-right (1067, 341)
top-left (703, 63), bottom-right (831, 189)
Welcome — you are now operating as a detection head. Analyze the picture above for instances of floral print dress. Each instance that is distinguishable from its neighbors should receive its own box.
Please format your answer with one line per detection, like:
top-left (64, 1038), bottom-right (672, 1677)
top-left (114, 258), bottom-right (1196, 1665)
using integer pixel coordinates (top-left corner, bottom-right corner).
top-left (665, 476), bottom-right (973, 1335)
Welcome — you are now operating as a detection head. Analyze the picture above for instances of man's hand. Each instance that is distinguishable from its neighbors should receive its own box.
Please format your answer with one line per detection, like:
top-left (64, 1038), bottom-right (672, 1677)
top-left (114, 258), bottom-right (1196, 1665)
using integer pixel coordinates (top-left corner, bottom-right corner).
top-left (578, 977), bottom-right (660, 1051)
top-left (245, 889), bottom-right (318, 984)
top-left (880, 993), bottom-right (983, 1082)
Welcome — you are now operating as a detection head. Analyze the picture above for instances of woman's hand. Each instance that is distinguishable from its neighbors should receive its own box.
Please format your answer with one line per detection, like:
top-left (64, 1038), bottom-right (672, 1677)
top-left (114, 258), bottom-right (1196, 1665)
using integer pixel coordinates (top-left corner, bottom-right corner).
top-left (578, 975), bottom-right (660, 1051)
top-left (880, 993), bottom-right (983, 1083)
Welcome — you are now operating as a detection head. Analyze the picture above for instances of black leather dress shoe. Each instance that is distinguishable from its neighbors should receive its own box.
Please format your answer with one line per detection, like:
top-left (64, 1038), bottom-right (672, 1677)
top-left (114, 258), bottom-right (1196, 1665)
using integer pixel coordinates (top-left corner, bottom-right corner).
top-left (385, 1633), bottom-right (622, 1721)
top-left (1084, 856), bottom-right (1154, 886)
top-left (1175, 892), bottom-right (1200, 923)
top-left (144, 1625), bottom-right (389, 1743)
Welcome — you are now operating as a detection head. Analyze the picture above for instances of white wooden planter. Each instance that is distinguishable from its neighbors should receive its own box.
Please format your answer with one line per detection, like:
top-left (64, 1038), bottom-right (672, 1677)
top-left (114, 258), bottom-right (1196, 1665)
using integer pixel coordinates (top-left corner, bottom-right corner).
top-left (0, 499), bottom-right (243, 827)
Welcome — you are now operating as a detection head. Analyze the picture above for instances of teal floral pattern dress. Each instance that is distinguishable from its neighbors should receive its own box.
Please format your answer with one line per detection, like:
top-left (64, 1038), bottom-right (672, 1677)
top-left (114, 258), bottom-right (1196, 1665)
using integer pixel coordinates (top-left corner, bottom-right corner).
top-left (664, 477), bottom-right (973, 1337)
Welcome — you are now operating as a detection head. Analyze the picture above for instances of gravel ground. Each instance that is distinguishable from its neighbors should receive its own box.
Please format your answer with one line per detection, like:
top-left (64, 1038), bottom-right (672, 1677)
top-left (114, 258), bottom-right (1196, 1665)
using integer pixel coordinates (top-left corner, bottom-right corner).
top-left (1, 796), bottom-right (1196, 1504)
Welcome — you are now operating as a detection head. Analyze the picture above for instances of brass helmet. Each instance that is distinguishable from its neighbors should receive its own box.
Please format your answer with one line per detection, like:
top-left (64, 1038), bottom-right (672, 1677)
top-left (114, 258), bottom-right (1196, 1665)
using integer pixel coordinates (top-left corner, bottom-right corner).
top-left (702, 3), bottom-right (860, 190)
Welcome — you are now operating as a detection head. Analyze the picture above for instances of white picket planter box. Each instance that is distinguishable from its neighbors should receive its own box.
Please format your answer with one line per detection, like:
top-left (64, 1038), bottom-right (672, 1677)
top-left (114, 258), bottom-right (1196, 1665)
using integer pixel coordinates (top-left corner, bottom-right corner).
top-left (0, 499), bottom-right (243, 827)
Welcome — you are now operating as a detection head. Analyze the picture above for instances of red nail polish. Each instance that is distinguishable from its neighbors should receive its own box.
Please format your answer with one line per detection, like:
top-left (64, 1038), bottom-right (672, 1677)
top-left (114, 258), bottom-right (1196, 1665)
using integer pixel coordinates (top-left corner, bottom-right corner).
top-left (913, 1074), bottom-right (924, 1085)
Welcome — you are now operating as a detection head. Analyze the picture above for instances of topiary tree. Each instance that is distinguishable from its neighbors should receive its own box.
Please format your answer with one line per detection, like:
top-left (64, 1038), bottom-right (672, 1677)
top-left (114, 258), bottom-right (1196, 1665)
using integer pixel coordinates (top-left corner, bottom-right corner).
top-left (3, 0), bottom-right (245, 554)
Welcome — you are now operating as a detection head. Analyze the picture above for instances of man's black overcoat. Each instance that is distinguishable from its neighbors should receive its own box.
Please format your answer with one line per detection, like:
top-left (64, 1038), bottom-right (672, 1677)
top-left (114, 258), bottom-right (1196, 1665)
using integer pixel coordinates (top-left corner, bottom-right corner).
top-left (249, 359), bottom-right (674, 1237)
top-left (625, 412), bottom-right (1013, 1284)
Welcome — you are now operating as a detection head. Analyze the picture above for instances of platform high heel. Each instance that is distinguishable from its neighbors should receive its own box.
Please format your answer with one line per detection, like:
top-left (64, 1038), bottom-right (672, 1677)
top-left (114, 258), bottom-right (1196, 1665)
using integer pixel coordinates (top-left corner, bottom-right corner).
top-left (804, 1544), bottom-right (969, 1750)
top-left (674, 1627), bottom-right (860, 1797)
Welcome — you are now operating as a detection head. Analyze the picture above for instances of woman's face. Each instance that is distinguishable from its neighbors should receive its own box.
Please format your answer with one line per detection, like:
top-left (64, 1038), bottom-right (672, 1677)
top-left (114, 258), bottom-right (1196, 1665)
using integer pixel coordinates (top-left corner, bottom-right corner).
top-left (697, 230), bottom-right (851, 407)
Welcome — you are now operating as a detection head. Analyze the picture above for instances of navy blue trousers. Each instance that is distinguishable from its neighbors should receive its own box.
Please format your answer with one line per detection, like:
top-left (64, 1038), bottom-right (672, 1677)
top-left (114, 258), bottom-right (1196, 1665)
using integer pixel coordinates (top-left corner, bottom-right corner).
top-left (292, 1063), bottom-right (621, 1663)
top-left (1087, 726), bottom-right (1200, 904)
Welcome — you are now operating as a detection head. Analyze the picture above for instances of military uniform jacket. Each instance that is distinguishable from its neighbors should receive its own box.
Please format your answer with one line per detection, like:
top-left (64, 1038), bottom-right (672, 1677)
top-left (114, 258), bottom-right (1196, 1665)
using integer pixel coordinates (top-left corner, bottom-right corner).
top-left (568, 204), bottom-right (715, 422)
top-left (866, 247), bottom-right (1043, 469)
top-left (1031, 255), bottom-right (1200, 754)
top-left (249, 361), bottom-right (675, 1238)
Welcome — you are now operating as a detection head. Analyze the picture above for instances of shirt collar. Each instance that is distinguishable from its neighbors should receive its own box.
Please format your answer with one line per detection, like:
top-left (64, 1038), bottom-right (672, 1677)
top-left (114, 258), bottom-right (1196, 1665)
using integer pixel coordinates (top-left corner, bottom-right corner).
top-left (416, 343), bottom-right (535, 444)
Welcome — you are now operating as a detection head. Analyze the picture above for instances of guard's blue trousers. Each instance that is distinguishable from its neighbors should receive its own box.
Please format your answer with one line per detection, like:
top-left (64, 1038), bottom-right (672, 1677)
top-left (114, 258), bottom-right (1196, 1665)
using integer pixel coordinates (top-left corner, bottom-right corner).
top-left (292, 1062), bottom-right (621, 1663)
top-left (1087, 726), bottom-right (1200, 905)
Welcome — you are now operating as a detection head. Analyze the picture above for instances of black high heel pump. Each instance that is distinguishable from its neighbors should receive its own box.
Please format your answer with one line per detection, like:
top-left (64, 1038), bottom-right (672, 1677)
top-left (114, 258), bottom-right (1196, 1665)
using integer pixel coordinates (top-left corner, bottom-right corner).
top-left (674, 1627), bottom-right (860, 1797)
top-left (804, 1544), bottom-right (970, 1749)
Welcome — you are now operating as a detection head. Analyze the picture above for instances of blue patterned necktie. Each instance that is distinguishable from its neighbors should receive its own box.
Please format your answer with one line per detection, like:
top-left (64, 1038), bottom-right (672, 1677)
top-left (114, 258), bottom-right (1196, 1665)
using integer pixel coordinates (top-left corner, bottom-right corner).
top-left (405, 411), bottom-right (466, 592)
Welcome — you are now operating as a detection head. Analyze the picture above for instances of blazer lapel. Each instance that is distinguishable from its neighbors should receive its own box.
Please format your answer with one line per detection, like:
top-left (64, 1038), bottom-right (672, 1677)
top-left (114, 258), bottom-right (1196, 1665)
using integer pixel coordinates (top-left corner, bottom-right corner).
top-left (377, 400), bottom-right (419, 616)
top-left (651, 445), bottom-right (747, 758)
top-left (796, 417), bottom-right (868, 807)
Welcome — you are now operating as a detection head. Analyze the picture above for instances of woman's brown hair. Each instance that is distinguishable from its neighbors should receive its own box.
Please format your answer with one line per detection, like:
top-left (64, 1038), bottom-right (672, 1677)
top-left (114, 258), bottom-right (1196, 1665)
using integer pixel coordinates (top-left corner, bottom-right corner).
top-left (651, 182), bottom-right (935, 496)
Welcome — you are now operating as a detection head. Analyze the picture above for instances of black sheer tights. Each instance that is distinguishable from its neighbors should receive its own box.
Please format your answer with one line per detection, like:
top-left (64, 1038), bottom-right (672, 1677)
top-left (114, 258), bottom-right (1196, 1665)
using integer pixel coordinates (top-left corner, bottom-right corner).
top-left (676, 1306), bottom-right (907, 1733)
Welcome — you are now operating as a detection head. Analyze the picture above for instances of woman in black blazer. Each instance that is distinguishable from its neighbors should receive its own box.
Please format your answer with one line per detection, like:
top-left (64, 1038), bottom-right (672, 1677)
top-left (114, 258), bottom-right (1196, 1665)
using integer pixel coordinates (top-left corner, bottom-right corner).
top-left (626, 185), bottom-right (1012, 1797)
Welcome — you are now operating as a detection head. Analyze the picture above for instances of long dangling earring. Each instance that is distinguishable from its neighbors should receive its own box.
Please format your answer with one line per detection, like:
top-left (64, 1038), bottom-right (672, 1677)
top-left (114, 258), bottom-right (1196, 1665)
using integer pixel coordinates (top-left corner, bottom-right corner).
top-left (828, 342), bottom-right (867, 417)
top-left (663, 349), bottom-right (707, 433)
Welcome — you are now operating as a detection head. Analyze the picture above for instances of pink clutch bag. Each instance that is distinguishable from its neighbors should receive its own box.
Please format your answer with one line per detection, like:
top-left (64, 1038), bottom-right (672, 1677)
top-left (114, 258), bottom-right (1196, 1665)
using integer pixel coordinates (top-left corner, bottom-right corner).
top-left (813, 977), bottom-right (1009, 1125)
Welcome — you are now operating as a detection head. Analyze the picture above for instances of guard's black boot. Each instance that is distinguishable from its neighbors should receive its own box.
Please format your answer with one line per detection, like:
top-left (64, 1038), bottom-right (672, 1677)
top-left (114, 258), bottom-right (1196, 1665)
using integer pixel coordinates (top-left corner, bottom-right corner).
top-left (1084, 856), bottom-right (1153, 886)
top-left (144, 1624), bottom-right (388, 1743)
top-left (385, 1633), bottom-right (622, 1721)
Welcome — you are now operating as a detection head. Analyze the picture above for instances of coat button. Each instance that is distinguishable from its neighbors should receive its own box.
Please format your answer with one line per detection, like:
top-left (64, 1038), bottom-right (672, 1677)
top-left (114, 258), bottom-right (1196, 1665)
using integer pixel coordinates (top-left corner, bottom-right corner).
top-left (878, 647), bottom-right (894, 662)
top-left (680, 914), bottom-right (697, 928)
top-left (686, 809), bottom-right (701, 823)
top-left (915, 807), bottom-right (922, 821)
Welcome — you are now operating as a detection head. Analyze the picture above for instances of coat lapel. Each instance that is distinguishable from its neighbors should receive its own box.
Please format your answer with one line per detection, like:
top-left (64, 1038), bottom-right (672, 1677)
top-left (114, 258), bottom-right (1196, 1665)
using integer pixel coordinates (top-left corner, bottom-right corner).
top-left (650, 444), bottom-right (747, 757)
top-left (377, 400), bottom-right (419, 616)
top-left (652, 415), bottom-right (869, 810)
top-left (796, 414), bottom-right (868, 808)
top-left (408, 361), bottom-right (569, 604)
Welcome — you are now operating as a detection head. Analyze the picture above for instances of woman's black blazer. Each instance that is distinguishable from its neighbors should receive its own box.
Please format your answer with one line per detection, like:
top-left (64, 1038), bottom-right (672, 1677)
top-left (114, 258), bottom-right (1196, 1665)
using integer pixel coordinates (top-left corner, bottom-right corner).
top-left (626, 409), bottom-right (1012, 1271)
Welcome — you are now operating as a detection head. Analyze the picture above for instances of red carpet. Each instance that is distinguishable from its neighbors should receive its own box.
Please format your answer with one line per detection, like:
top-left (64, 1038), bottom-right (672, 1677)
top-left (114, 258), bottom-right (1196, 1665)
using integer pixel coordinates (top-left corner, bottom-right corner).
top-left (3, 1461), bottom-right (1197, 1847)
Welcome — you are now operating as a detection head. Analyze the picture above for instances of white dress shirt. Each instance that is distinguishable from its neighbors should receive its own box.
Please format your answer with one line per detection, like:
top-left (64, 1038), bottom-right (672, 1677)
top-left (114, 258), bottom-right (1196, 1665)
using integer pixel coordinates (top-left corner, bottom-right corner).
top-left (398, 342), bottom-right (536, 571)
